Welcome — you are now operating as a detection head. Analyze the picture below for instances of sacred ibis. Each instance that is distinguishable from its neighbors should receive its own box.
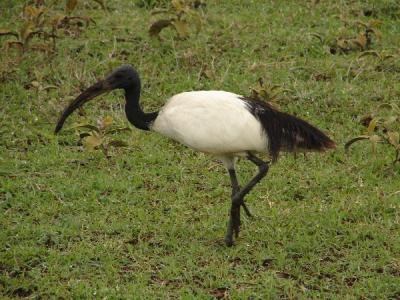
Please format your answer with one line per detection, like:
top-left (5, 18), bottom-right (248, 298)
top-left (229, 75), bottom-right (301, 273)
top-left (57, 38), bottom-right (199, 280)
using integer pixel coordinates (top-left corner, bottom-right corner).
top-left (55, 65), bottom-right (335, 246)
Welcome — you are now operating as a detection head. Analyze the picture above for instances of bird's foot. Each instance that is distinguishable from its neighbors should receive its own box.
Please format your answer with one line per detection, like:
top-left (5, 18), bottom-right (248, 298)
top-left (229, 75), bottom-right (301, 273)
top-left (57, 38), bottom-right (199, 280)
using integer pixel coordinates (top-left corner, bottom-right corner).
top-left (224, 204), bottom-right (241, 247)
top-left (224, 235), bottom-right (234, 247)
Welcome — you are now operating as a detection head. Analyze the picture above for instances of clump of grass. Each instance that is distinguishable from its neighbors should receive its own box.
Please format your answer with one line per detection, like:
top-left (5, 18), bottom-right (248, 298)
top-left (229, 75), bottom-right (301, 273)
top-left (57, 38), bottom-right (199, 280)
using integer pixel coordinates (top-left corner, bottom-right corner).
top-left (68, 115), bottom-right (130, 157)
top-left (148, 0), bottom-right (204, 39)
top-left (346, 103), bottom-right (400, 164)
top-left (329, 19), bottom-right (382, 54)
top-left (0, 1), bottom-right (102, 56)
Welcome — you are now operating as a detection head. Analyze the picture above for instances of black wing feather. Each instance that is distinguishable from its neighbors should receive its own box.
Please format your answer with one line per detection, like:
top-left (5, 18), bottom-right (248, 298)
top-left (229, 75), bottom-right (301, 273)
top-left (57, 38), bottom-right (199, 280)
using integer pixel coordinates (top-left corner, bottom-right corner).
top-left (242, 97), bottom-right (335, 162)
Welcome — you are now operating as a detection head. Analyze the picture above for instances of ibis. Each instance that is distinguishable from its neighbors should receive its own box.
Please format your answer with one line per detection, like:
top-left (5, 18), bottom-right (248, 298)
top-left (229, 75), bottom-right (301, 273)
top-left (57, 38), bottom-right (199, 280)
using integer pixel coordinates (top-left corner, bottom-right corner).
top-left (55, 65), bottom-right (335, 246)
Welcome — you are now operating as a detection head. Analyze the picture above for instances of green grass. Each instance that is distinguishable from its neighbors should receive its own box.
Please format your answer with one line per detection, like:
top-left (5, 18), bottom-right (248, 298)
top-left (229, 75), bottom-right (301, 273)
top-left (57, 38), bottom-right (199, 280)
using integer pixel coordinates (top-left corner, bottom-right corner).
top-left (1, 0), bottom-right (400, 298)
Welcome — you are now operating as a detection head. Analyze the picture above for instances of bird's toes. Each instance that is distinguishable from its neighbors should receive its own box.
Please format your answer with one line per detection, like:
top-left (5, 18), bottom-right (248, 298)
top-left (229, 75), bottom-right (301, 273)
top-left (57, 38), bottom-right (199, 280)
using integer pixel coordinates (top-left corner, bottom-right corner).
top-left (233, 222), bottom-right (240, 238)
top-left (224, 236), bottom-right (234, 247)
top-left (241, 202), bottom-right (253, 218)
top-left (232, 211), bottom-right (241, 238)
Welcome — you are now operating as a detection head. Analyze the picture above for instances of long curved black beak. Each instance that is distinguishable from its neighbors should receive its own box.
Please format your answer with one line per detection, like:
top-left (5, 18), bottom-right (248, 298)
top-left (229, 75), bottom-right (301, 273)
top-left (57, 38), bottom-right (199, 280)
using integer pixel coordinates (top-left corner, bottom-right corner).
top-left (55, 80), bottom-right (111, 133)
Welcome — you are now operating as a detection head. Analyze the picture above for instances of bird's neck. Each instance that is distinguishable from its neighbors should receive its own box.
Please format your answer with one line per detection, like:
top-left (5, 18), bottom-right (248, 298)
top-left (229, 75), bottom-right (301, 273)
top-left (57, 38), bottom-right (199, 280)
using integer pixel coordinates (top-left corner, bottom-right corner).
top-left (124, 86), bottom-right (158, 131)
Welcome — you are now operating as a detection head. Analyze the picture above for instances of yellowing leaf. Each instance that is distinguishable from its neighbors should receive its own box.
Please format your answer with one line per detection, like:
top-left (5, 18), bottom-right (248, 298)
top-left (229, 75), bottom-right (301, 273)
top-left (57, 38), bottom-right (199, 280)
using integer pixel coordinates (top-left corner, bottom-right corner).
top-left (24, 5), bottom-right (38, 19)
top-left (83, 135), bottom-right (103, 151)
top-left (31, 81), bottom-right (40, 88)
top-left (369, 134), bottom-right (381, 154)
top-left (102, 116), bottom-right (113, 128)
top-left (370, 135), bottom-right (381, 142)
top-left (387, 131), bottom-right (399, 147)
top-left (172, 0), bottom-right (188, 13)
top-left (66, 0), bottom-right (78, 13)
top-left (97, 116), bottom-right (113, 130)
top-left (368, 19), bottom-right (382, 28)
top-left (370, 28), bottom-right (382, 39)
top-left (355, 20), bottom-right (368, 28)
top-left (50, 15), bottom-right (65, 27)
top-left (24, 5), bottom-right (44, 24)
top-left (149, 19), bottom-right (172, 37)
top-left (384, 116), bottom-right (398, 127)
top-left (20, 21), bottom-right (35, 42)
top-left (353, 33), bottom-right (367, 49)
top-left (201, 67), bottom-right (214, 79)
top-left (336, 39), bottom-right (348, 50)
top-left (367, 118), bottom-right (378, 135)
top-left (173, 20), bottom-right (189, 38)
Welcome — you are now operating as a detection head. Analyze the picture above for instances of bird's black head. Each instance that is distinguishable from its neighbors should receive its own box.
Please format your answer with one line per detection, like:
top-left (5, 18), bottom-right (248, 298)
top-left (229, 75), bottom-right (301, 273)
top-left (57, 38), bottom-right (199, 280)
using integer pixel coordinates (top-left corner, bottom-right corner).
top-left (55, 65), bottom-right (140, 133)
top-left (104, 65), bottom-right (140, 90)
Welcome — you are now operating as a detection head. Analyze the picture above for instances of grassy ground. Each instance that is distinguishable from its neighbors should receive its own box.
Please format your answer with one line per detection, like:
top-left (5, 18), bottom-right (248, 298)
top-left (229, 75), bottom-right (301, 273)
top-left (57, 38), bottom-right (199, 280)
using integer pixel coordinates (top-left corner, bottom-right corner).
top-left (1, 0), bottom-right (399, 298)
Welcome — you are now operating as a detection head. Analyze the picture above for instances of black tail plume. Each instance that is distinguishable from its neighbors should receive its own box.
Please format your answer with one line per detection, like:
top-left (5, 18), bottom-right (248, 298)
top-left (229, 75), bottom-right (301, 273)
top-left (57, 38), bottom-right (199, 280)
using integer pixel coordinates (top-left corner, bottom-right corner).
top-left (242, 97), bottom-right (336, 162)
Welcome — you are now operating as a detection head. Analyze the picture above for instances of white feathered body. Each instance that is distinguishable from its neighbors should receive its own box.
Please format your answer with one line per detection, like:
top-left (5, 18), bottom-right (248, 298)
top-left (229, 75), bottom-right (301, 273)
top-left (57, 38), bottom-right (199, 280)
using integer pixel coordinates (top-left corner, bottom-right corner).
top-left (151, 91), bottom-right (268, 159)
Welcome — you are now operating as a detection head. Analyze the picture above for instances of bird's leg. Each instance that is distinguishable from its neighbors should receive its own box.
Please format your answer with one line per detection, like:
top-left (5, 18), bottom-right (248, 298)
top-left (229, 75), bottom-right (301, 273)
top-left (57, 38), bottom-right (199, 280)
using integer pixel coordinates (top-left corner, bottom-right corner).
top-left (225, 153), bottom-right (269, 247)
top-left (236, 152), bottom-right (270, 201)
top-left (225, 195), bottom-right (241, 247)
top-left (228, 169), bottom-right (252, 217)
top-left (225, 168), bottom-right (244, 247)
